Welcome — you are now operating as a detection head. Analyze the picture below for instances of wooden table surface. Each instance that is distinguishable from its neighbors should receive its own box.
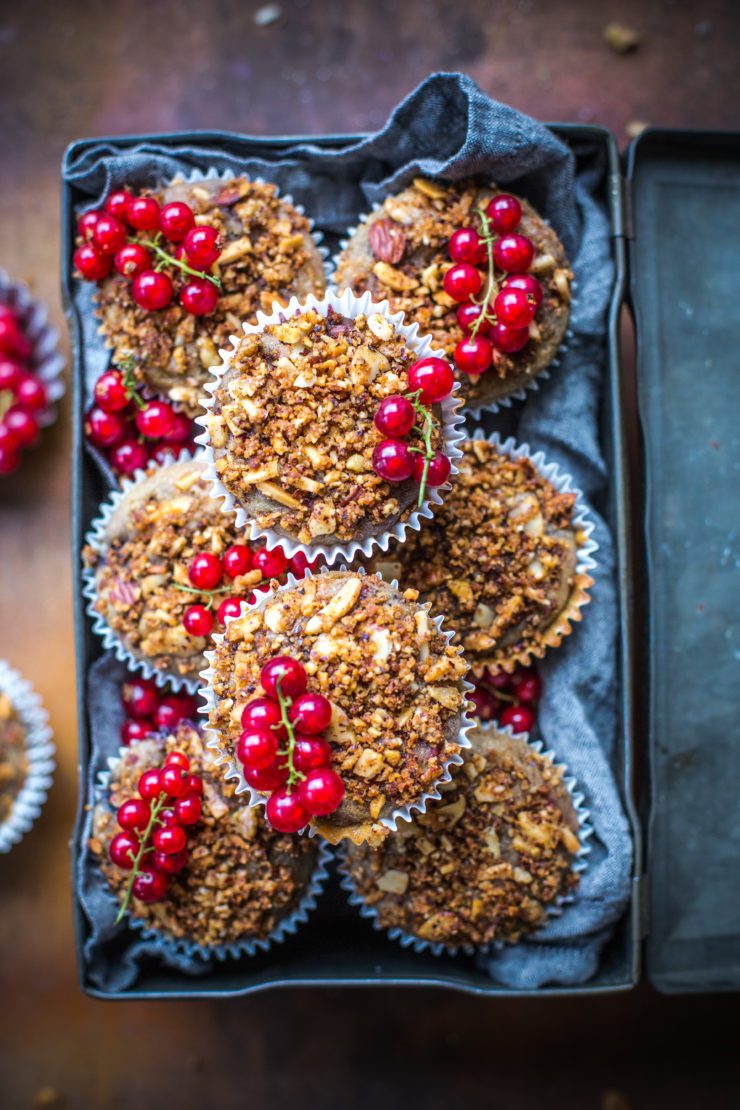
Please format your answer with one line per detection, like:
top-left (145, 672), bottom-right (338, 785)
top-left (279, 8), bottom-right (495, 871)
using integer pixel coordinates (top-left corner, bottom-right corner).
top-left (1, 1), bottom-right (739, 1107)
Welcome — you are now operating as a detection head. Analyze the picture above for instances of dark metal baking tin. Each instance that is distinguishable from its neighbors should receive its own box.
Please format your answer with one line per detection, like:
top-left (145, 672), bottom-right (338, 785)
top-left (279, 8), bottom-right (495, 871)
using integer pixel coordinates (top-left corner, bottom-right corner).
top-left (62, 125), bottom-right (642, 999)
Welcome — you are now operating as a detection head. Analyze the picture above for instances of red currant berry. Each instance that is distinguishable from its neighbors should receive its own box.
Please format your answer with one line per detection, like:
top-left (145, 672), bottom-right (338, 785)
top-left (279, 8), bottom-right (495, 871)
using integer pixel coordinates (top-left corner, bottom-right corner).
top-left (160, 411), bottom-right (192, 445)
top-left (266, 788), bottom-right (309, 833)
top-left (94, 369), bottom-right (130, 413)
top-left (104, 189), bottom-right (134, 223)
top-left (252, 545), bottom-right (288, 579)
top-left (138, 768), bottom-right (163, 800)
top-left (0, 444), bottom-right (20, 475)
top-left (174, 794), bottom-right (202, 826)
top-left (93, 213), bottom-right (127, 255)
top-left (510, 668), bottom-right (542, 704)
top-left (84, 405), bottom-right (127, 448)
top-left (111, 440), bottom-right (149, 476)
top-left (470, 686), bottom-right (499, 721)
top-left (127, 196), bottom-right (160, 231)
top-left (483, 667), bottom-right (512, 690)
top-left (153, 823), bottom-right (187, 854)
top-left (293, 736), bottom-right (332, 773)
top-left (132, 270), bottom-right (174, 311)
top-left (289, 692), bottom-right (332, 735)
top-left (188, 552), bottom-right (223, 589)
top-left (244, 762), bottom-right (288, 792)
top-left (160, 764), bottom-right (190, 799)
top-left (493, 233), bottom-right (534, 274)
top-left (216, 596), bottom-right (244, 625)
top-left (494, 287), bottom-right (536, 328)
top-left (117, 797), bottom-right (151, 832)
top-left (121, 676), bottom-right (159, 719)
top-left (298, 767), bottom-right (345, 816)
top-left (180, 277), bottom-right (219, 317)
top-left (153, 848), bottom-right (188, 874)
top-left (503, 273), bottom-right (543, 308)
top-left (4, 408), bottom-right (39, 447)
top-left (222, 544), bottom-right (253, 578)
top-left (456, 302), bottom-right (491, 335)
top-left (15, 376), bottom-right (47, 413)
top-left (182, 605), bottom-right (214, 638)
top-left (135, 400), bottom-right (174, 439)
top-left (375, 395), bottom-right (415, 438)
top-left (407, 356), bottom-right (454, 404)
top-left (155, 696), bottom-right (193, 732)
top-left (490, 322), bottom-right (530, 354)
top-left (237, 727), bottom-right (279, 771)
top-left (443, 262), bottom-right (482, 303)
top-left (289, 551), bottom-right (318, 577)
top-left (159, 201), bottom-right (195, 242)
top-left (486, 193), bottom-right (523, 234)
top-left (132, 866), bottom-right (169, 903)
top-left (260, 655), bottom-right (307, 700)
top-left (454, 335), bottom-right (493, 376)
top-left (182, 225), bottom-right (222, 268)
top-left (74, 243), bottom-right (112, 281)
top-left (165, 752), bottom-right (190, 773)
top-left (121, 719), bottom-right (153, 745)
top-left (499, 704), bottom-right (535, 734)
top-left (109, 831), bottom-right (139, 870)
top-left (77, 209), bottom-right (101, 241)
top-left (184, 774), bottom-right (203, 796)
top-left (448, 227), bottom-right (486, 265)
top-left (0, 359), bottom-right (23, 392)
top-left (412, 450), bottom-right (451, 487)
top-left (241, 697), bottom-right (285, 736)
top-left (114, 242), bottom-right (152, 279)
top-left (372, 439), bottom-right (414, 483)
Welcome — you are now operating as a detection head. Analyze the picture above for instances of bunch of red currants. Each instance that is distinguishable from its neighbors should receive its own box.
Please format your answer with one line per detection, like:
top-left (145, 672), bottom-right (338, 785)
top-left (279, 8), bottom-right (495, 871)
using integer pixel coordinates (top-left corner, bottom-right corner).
top-left (0, 304), bottom-right (51, 475)
top-left (469, 665), bottom-right (543, 734)
top-left (120, 675), bottom-right (199, 746)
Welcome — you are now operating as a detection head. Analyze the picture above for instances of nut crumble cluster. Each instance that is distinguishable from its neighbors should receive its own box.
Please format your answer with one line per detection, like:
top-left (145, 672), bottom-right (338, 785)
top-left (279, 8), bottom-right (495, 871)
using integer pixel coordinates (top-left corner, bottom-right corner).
top-left (207, 571), bottom-right (469, 845)
top-left (0, 691), bottom-right (28, 825)
top-left (344, 727), bottom-right (581, 948)
top-left (89, 723), bottom-right (319, 947)
top-left (205, 307), bottom-right (445, 547)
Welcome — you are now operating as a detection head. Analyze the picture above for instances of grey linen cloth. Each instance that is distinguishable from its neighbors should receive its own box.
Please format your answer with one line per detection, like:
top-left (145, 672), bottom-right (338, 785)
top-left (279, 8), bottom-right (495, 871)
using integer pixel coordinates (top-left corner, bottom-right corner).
top-left (68, 72), bottom-right (632, 990)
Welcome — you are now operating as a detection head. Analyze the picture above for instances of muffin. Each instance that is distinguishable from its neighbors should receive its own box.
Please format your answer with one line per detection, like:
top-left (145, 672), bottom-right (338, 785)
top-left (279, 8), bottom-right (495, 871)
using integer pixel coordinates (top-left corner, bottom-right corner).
top-left (89, 721), bottom-right (326, 952)
top-left (334, 178), bottom-right (572, 411)
top-left (94, 177), bottom-right (327, 414)
top-left (366, 437), bottom-right (595, 674)
top-left (0, 660), bottom-right (55, 853)
top-left (203, 569), bottom-right (471, 846)
top-left (0, 689), bottom-right (29, 826)
top-left (342, 725), bottom-right (584, 951)
top-left (198, 294), bottom-right (462, 560)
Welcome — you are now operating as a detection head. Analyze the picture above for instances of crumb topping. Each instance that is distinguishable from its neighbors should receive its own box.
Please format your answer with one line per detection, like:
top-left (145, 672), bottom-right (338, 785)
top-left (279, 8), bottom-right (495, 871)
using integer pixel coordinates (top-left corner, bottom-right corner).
top-left (208, 571), bottom-right (469, 843)
top-left (88, 722), bottom-right (319, 947)
top-left (205, 307), bottom-right (444, 546)
top-left (344, 728), bottom-right (581, 947)
top-left (0, 692), bottom-right (28, 824)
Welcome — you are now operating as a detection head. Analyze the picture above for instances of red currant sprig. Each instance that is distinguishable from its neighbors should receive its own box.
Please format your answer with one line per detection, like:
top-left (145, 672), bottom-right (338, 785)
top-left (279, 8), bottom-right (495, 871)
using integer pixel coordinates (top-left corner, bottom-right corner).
top-left (109, 750), bottom-right (203, 919)
top-left (469, 665), bottom-right (542, 734)
top-left (119, 675), bottom-right (199, 746)
top-left (0, 304), bottom-right (49, 476)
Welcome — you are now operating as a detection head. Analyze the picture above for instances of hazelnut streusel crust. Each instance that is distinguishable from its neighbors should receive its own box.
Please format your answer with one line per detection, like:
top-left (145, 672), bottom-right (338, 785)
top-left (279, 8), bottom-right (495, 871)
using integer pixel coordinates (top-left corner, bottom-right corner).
top-left (0, 692), bottom-right (28, 825)
top-left (207, 570), bottom-right (469, 846)
top-left (344, 727), bottom-right (581, 948)
top-left (89, 723), bottom-right (318, 947)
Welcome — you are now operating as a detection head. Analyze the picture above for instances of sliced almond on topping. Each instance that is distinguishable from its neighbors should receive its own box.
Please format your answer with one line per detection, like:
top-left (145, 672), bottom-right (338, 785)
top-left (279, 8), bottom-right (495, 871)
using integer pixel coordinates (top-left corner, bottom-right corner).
top-left (305, 576), bottom-right (362, 633)
top-left (218, 236), bottom-right (253, 264)
top-left (256, 481), bottom-right (304, 509)
top-left (412, 176), bottom-right (447, 199)
top-left (365, 313), bottom-right (394, 341)
top-left (293, 474), bottom-right (324, 493)
top-left (530, 252), bottom-right (556, 275)
top-left (239, 461), bottom-right (279, 484)
top-left (376, 868), bottom-right (408, 894)
top-left (371, 262), bottom-right (417, 293)
top-left (263, 599), bottom-right (293, 634)
top-left (523, 512), bottom-right (545, 538)
top-left (173, 469), bottom-right (201, 492)
top-left (562, 826), bottom-right (580, 854)
top-left (553, 268), bottom-right (571, 302)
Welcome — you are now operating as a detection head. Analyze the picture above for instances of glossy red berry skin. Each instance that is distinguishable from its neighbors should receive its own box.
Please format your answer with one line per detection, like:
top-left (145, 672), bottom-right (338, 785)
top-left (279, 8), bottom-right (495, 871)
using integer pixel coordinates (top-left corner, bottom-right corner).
top-left (223, 544), bottom-right (253, 578)
top-left (127, 195), bottom-right (160, 231)
top-left (503, 273), bottom-right (543, 308)
top-left (180, 278), bottom-right (219, 317)
top-left (216, 596), bottom-right (244, 625)
top-left (155, 696), bottom-right (194, 731)
top-left (138, 769), bottom-right (163, 800)
top-left (298, 767), bottom-right (345, 816)
top-left (104, 189), bottom-right (134, 222)
top-left (483, 668), bottom-right (512, 690)
top-left (237, 727), bottom-right (279, 771)
top-left (160, 411), bottom-right (192, 445)
top-left (448, 227), bottom-right (486, 265)
top-left (164, 751), bottom-right (190, 771)
top-left (241, 697), bottom-right (286, 736)
top-left (132, 866), bottom-right (169, 903)
top-left (289, 692), bottom-right (332, 735)
top-left (493, 233), bottom-right (535, 274)
top-left (454, 335), bottom-right (493, 376)
top-left (499, 704), bottom-right (535, 734)
top-left (470, 686), bottom-right (499, 721)
top-left (159, 201), bottom-right (195, 242)
top-left (486, 193), bottom-right (523, 234)
top-left (135, 400), bottom-right (174, 440)
top-left (0, 359), bottom-right (23, 392)
top-left (490, 322), bottom-right (530, 354)
top-left (412, 450), bottom-right (451, 487)
top-left (77, 209), bottom-right (101, 241)
top-left (117, 798), bottom-right (151, 832)
top-left (407, 356), bottom-right (454, 404)
top-left (293, 736), bottom-right (333, 773)
top-left (114, 242), bottom-right (152, 278)
top-left (187, 552), bottom-right (222, 590)
top-left (132, 270), bottom-right (174, 311)
top-left (153, 824), bottom-right (187, 854)
top-left (109, 831), bottom-right (139, 870)
top-left (494, 287), bottom-right (536, 328)
top-left (92, 213), bottom-right (127, 255)
top-left (182, 605), bottom-right (214, 638)
top-left (260, 656), bottom-right (307, 700)
top-left (0, 444), bottom-right (20, 475)
top-left (183, 225), bottom-right (222, 268)
top-left (288, 551), bottom-right (318, 577)
top-left (185, 774), bottom-right (203, 796)
top-left (374, 395), bottom-right (415, 438)
top-left (266, 788), bottom-right (309, 833)
top-left (174, 794), bottom-right (202, 826)
top-left (5, 407), bottom-right (38, 446)
top-left (74, 243), bottom-right (112, 281)
top-left (94, 369), bottom-right (130, 413)
top-left (122, 676), bottom-right (159, 719)
top-left (372, 439), bottom-right (414, 483)
top-left (443, 262), bottom-right (482, 303)
top-left (85, 404), bottom-right (127, 448)
top-left (252, 546), bottom-right (288, 580)
top-left (153, 848), bottom-right (188, 874)
top-left (160, 765), bottom-right (190, 799)
top-left (15, 376), bottom-right (47, 412)
top-left (510, 668), bottom-right (542, 704)
top-left (456, 302), bottom-right (491, 335)
top-left (110, 440), bottom-right (149, 476)
top-left (121, 718), bottom-right (153, 745)
top-left (244, 762), bottom-right (288, 792)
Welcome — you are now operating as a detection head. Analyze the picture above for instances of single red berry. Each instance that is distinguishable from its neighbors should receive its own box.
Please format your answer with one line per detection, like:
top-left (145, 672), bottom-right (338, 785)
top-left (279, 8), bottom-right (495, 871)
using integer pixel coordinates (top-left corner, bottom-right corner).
top-left (448, 227), bottom-right (486, 265)
top-left (104, 189), bottom-right (134, 223)
top-left (298, 767), bottom-right (345, 817)
top-left (266, 788), bottom-right (309, 833)
top-left (241, 696), bottom-right (286, 736)
top-left (137, 768), bottom-right (163, 800)
top-left (92, 213), bottom-right (127, 255)
top-left (114, 242), bottom-right (152, 278)
top-left (288, 551), bottom-right (318, 577)
top-left (155, 696), bottom-right (194, 731)
top-left (132, 270), bottom-right (174, 311)
top-left (127, 195), bottom-right (160, 231)
top-left (252, 545), bottom-right (288, 580)
top-left (216, 596), bottom-right (244, 625)
top-left (117, 797), bottom-right (151, 832)
top-left (94, 369), bottom-right (130, 412)
top-left (121, 676), bottom-right (159, 719)
top-left (412, 450), bottom-right (451, 487)
top-left (160, 764), bottom-right (190, 799)
top-left (4, 408), bottom-right (39, 447)
top-left (109, 831), bottom-right (139, 870)
top-left (74, 243), bottom-right (112, 281)
top-left (490, 322), bottom-right (530, 354)
top-left (188, 552), bottom-right (223, 589)
top-left (223, 544), bottom-right (253, 578)
top-left (407, 356), bottom-right (454, 404)
top-left (374, 395), bottom-right (415, 438)
top-left (159, 201), bottom-right (195, 242)
top-left (153, 847), bottom-right (188, 874)
top-left (15, 376), bottom-right (47, 413)
top-left (237, 727), bottom-right (279, 771)
top-left (0, 359), bottom-right (24, 392)
top-left (121, 719), bottom-right (153, 745)
top-left (110, 439), bottom-right (149, 476)
top-left (510, 668), bottom-right (542, 704)
top-left (499, 704), bottom-right (535, 734)
top-left (494, 287), bottom-right (537, 329)
top-left (153, 823), bottom-right (187, 854)
top-left (293, 736), bottom-right (332, 772)
top-left (132, 866), bottom-right (169, 903)
top-left (483, 667), bottom-right (512, 690)
top-left (470, 686), bottom-right (499, 721)
top-left (0, 422), bottom-right (18, 449)
top-left (372, 439), bottom-right (414, 483)
top-left (135, 399), bottom-right (174, 439)
top-left (503, 273), bottom-right (543, 308)
top-left (0, 444), bottom-right (20, 475)
top-left (174, 794), bottom-right (202, 826)
top-left (443, 262), bottom-right (482, 303)
top-left (165, 751), bottom-right (192, 774)
top-left (456, 302), bottom-right (491, 335)
top-left (182, 605), bottom-right (214, 638)
top-left (454, 335), bottom-right (493, 375)
top-left (289, 692), bottom-right (332, 735)
top-left (185, 774), bottom-right (203, 796)
top-left (160, 411), bottom-right (192, 445)
top-left (493, 233), bottom-right (535, 274)
top-left (260, 655), bottom-right (307, 700)
top-left (84, 405), bottom-right (127, 448)
top-left (244, 762), bottom-right (288, 792)
top-left (182, 225), bottom-right (222, 268)
top-left (180, 277), bottom-right (219, 317)
top-left (77, 209), bottom-right (101, 241)
top-left (486, 193), bottom-right (523, 234)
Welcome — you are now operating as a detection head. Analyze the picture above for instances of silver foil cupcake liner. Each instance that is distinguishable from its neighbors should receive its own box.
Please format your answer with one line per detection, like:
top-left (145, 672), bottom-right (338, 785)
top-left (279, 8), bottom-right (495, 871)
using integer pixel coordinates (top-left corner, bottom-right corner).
top-left (337, 723), bottom-right (593, 958)
top-left (0, 660), bottom-right (55, 853)
top-left (0, 267), bottom-right (65, 430)
top-left (193, 287), bottom-right (466, 566)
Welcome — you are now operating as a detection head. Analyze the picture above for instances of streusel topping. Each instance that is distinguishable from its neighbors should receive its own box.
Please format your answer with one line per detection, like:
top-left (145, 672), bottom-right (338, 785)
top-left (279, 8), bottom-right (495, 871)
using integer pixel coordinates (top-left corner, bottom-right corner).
top-left (0, 692), bottom-right (28, 825)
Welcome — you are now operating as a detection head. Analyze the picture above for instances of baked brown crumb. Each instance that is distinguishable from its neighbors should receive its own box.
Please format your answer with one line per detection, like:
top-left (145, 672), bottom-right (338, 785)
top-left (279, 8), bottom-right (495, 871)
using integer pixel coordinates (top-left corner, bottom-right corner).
top-left (207, 570), bottom-right (469, 845)
top-left (88, 722), bottom-right (319, 947)
top-left (0, 691), bottom-right (28, 824)
top-left (205, 306), bottom-right (444, 547)
top-left (366, 439), bottom-right (582, 671)
top-left (92, 177), bottom-right (327, 414)
top-left (344, 727), bottom-right (581, 948)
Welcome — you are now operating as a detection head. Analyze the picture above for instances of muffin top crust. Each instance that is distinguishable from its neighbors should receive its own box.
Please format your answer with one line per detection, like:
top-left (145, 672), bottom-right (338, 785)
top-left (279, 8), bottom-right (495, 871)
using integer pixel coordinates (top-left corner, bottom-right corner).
top-left (204, 306), bottom-right (446, 548)
top-left (206, 570), bottom-right (470, 845)
top-left (343, 726), bottom-right (581, 949)
top-left (0, 690), bottom-right (28, 825)
top-left (89, 722), bottom-right (319, 947)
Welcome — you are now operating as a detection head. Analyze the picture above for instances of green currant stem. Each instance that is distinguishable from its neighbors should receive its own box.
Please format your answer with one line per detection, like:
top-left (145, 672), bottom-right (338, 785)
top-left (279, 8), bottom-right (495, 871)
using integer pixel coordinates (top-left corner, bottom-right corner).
top-left (405, 389), bottom-right (439, 508)
top-left (117, 357), bottom-right (146, 410)
top-left (115, 790), bottom-right (168, 924)
top-left (128, 235), bottom-right (222, 290)
top-left (274, 677), bottom-right (305, 793)
top-left (469, 207), bottom-right (500, 338)
top-left (172, 581), bottom-right (232, 609)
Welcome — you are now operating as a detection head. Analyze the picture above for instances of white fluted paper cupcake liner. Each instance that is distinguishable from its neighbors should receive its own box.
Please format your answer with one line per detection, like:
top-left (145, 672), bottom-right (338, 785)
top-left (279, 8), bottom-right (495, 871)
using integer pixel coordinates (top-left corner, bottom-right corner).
top-left (0, 660), bottom-right (55, 853)
top-left (0, 268), bottom-right (65, 429)
top-left (193, 287), bottom-right (466, 566)
top-left (337, 724), bottom-right (593, 958)
top-left (198, 564), bottom-right (475, 841)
